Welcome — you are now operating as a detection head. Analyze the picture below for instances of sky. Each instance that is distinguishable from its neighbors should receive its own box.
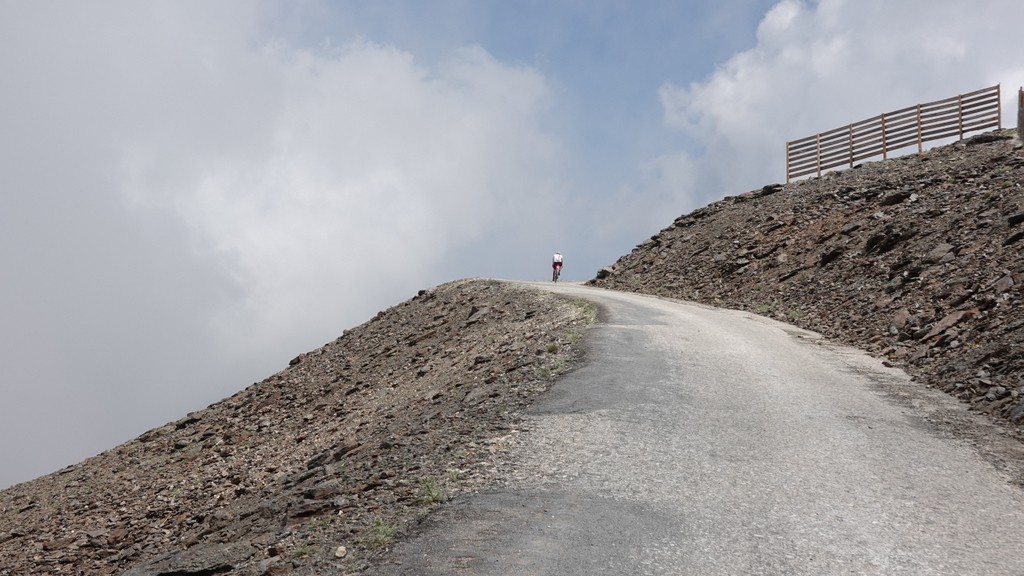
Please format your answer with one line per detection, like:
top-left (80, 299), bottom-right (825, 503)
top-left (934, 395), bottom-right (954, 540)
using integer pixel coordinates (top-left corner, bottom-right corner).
top-left (2, 0), bottom-right (1023, 488)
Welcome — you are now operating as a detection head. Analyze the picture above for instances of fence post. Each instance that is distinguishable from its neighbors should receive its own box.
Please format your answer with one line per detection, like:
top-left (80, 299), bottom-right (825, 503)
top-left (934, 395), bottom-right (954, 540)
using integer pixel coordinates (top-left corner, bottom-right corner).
top-left (785, 141), bottom-right (791, 183)
top-left (997, 84), bottom-right (1002, 128)
top-left (916, 104), bottom-right (923, 152)
top-left (1018, 87), bottom-right (1023, 142)
top-left (816, 133), bottom-right (822, 178)
top-left (881, 112), bottom-right (888, 159)
top-left (958, 94), bottom-right (964, 139)
top-left (848, 124), bottom-right (854, 169)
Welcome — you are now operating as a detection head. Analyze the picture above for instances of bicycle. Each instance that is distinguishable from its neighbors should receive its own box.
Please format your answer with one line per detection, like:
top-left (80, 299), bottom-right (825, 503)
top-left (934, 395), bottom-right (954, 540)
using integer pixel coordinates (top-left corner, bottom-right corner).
top-left (552, 263), bottom-right (562, 282)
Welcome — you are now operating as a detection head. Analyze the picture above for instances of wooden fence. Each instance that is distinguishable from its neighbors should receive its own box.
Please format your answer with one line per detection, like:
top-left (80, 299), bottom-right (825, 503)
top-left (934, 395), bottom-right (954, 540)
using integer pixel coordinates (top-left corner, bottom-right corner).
top-left (786, 84), bottom-right (1002, 182)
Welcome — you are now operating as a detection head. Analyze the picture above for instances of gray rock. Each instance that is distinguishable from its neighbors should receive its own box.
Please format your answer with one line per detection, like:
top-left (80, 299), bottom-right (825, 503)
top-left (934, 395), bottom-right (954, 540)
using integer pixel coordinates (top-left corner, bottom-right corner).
top-left (994, 274), bottom-right (1014, 294)
top-left (925, 243), bottom-right (955, 264)
top-left (840, 222), bottom-right (862, 235)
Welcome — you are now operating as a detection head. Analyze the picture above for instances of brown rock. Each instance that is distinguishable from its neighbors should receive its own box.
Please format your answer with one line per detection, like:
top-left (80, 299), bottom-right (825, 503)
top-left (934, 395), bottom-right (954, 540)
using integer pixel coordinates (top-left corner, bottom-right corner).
top-left (924, 310), bottom-right (975, 340)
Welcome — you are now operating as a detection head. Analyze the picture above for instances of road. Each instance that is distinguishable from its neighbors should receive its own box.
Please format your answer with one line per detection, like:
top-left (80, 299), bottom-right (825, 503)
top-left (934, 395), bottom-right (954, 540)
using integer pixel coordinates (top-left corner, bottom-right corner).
top-left (369, 282), bottom-right (1024, 575)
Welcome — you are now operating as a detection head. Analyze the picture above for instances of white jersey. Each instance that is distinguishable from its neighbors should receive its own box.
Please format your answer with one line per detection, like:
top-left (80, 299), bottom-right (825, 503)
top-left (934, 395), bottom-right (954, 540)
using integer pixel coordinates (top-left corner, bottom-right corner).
top-left (553, 253), bottom-right (563, 263)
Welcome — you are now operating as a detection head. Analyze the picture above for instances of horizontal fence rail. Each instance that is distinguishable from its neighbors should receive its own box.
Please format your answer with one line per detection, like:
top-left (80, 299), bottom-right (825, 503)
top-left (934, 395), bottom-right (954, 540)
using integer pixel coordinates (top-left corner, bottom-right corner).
top-left (786, 84), bottom-right (1002, 182)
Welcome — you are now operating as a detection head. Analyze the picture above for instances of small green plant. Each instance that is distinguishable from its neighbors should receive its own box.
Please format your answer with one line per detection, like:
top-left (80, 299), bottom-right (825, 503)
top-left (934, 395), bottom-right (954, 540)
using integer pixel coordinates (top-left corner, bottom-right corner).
top-left (572, 299), bottom-right (598, 323)
top-left (448, 470), bottom-right (466, 482)
top-left (290, 545), bottom-right (319, 558)
top-left (543, 358), bottom-right (567, 378)
top-left (370, 519), bottom-right (398, 547)
top-left (419, 477), bottom-right (445, 504)
top-left (546, 343), bottom-right (560, 353)
top-left (754, 303), bottom-right (773, 315)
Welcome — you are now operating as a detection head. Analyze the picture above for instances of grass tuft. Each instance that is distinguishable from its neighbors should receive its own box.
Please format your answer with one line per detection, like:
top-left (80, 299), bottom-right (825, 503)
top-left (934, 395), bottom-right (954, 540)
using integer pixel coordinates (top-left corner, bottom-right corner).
top-left (419, 477), bottom-right (445, 504)
top-left (369, 519), bottom-right (398, 547)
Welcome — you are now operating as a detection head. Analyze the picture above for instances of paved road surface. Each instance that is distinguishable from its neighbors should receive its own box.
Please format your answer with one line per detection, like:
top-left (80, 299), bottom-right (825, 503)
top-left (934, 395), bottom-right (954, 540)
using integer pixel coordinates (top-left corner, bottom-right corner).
top-left (369, 282), bottom-right (1024, 575)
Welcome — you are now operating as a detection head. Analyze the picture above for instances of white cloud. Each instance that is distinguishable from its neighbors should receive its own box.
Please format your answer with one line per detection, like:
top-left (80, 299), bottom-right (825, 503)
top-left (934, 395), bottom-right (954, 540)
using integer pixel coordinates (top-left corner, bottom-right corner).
top-left (129, 40), bottom-right (563, 358)
top-left (657, 0), bottom-right (1024, 206)
top-left (588, 151), bottom-right (700, 243)
top-left (7, 0), bottom-right (1021, 490)
top-left (0, 2), bottom-right (565, 486)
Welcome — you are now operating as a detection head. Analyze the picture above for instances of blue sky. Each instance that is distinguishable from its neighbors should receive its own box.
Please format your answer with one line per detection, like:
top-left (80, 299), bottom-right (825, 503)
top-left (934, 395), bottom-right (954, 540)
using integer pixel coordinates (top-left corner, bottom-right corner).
top-left (2, 0), bottom-right (1023, 488)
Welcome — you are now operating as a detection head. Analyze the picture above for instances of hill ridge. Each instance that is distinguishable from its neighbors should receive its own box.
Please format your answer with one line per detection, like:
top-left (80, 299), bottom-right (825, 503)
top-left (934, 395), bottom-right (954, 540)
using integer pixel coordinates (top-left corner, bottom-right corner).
top-left (591, 128), bottom-right (1024, 431)
top-left (0, 279), bottom-right (592, 575)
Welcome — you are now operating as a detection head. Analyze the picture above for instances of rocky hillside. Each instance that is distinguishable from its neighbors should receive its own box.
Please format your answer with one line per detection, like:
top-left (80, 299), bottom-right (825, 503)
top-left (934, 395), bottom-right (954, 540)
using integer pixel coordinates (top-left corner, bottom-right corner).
top-left (592, 129), bottom-right (1024, 430)
top-left (5, 128), bottom-right (1022, 576)
top-left (0, 279), bottom-right (593, 575)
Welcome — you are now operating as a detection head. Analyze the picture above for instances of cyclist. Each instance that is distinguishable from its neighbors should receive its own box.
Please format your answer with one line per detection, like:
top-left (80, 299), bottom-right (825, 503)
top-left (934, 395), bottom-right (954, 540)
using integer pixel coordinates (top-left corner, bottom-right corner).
top-left (552, 251), bottom-right (563, 282)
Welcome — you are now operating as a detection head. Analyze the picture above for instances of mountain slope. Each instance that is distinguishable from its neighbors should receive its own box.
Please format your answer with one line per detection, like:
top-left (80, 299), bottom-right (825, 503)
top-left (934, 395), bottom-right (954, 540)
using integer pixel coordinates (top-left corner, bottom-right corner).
top-left (5, 128), bottom-right (1023, 576)
top-left (591, 129), bottom-right (1024, 429)
top-left (0, 279), bottom-right (592, 575)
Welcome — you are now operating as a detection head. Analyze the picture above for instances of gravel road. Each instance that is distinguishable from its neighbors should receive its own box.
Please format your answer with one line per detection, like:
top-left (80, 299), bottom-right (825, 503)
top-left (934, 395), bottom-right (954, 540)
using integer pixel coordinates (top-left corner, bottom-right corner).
top-left (369, 282), bottom-right (1024, 575)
